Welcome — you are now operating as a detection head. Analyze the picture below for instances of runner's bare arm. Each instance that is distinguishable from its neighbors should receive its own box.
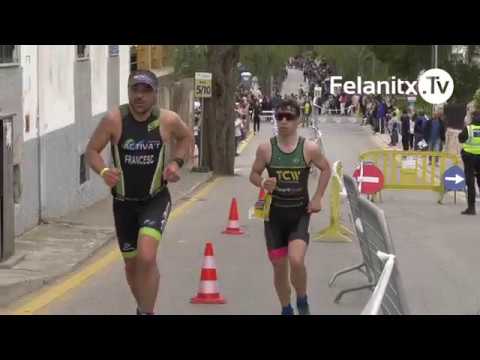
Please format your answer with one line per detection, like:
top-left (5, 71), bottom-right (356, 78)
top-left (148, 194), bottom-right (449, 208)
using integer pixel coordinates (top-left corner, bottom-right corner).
top-left (307, 140), bottom-right (331, 201)
top-left (86, 110), bottom-right (118, 175)
top-left (162, 110), bottom-right (194, 162)
top-left (249, 143), bottom-right (268, 188)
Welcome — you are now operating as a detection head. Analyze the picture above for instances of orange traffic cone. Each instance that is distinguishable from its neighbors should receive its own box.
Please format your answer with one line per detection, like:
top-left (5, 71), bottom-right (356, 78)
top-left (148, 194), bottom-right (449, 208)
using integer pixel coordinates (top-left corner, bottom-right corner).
top-left (190, 242), bottom-right (226, 304)
top-left (222, 198), bottom-right (245, 235)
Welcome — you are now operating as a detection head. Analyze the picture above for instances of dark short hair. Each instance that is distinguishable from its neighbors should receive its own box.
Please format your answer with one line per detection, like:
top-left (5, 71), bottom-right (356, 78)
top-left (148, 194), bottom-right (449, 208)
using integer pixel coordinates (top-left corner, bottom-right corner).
top-left (275, 99), bottom-right (301, 118)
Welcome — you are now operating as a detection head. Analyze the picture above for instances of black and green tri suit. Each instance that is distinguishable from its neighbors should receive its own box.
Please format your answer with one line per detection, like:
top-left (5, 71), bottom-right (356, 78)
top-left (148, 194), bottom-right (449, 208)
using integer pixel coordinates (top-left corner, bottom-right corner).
top-left (111, 104), bottom-right (171, 258)
top-left (264, 136), bottom-right (311, 261)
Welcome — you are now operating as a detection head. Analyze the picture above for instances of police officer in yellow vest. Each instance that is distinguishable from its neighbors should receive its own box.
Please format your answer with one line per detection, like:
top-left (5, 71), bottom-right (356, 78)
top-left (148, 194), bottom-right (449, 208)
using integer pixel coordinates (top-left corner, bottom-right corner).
top-left (459, 111), bottom-right (480, 215)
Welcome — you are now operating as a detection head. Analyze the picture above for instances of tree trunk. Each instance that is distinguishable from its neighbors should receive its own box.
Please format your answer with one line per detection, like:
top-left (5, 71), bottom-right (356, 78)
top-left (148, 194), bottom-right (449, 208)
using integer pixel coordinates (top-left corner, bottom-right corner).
top-left (260, 75), bottom-right (270, 97)
top-left (203, 45), bottom-right (240, 175)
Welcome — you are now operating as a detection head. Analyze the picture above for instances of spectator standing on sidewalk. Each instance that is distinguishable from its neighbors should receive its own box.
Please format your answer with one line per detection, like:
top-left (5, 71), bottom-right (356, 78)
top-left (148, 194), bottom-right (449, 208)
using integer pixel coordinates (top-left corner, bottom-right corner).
top-left (241, 114), bottom-right (248, 140)
top-left (339, 93), bottom-right (347, 116)
top-left (303, 97), bottom-right (313, 127)
top-left (424, 111), bottom-right (446, 164)
top-left (388, 108), bottom-right (401, 147)
top-left (313, 94), bottom-right (322, 117)
top-left (262, 96), bottom-right (273, 112)
top-left (376, 97), bottom-right (387, 133)
top-left (299, 84), bottom-right (305, 99)
top-left (272, 93), bottom-right (282, 110)
top-left (370, 98), bottom-right (379, 132)
top-left (401, 109), bottom-right (414, 151)
top-left (193, 115), bottom-right (201, 161)
top-left (235, 115), bottom-right (244, 156)
top-left (414, 111), bottom-right (427, 150)
top-left (253, 99), bottom-right (262, 135)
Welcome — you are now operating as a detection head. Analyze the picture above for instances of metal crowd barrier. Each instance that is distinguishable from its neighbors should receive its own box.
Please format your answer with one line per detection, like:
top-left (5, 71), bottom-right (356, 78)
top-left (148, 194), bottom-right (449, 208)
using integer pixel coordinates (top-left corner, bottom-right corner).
top-left (361, 251), bottom-right (396, 315)
top-left (328, 174), bottom-right (409, 314)
top-left (355, 195), bottom-right (409, 315)
top-left (328, 174), bottom-right (374, 300)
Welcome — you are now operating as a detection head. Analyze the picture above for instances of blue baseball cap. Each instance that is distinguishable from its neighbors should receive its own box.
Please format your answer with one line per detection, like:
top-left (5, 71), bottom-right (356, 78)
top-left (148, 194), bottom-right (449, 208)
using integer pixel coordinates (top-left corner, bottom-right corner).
top-left (128, 70), bottom-right (158, 90)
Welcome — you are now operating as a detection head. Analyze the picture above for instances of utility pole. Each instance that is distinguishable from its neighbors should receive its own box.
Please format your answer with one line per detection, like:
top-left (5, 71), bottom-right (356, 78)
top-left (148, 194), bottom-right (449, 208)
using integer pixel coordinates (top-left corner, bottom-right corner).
top-left (432, 45), bottom-right (439, 114)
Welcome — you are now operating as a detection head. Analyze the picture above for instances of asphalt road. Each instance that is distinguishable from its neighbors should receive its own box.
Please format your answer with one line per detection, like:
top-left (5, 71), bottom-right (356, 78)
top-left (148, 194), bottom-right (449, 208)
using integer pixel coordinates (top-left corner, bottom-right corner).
top-left (8, 68), bottom-right (480, 315)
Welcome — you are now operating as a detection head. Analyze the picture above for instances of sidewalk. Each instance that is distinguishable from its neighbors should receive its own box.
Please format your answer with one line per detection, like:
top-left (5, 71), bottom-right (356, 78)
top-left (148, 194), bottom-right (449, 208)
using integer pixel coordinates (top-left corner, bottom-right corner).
top-left (0, 165), bottom-right (214, 307)
top-left (359, 123), bottom-right (402, 150)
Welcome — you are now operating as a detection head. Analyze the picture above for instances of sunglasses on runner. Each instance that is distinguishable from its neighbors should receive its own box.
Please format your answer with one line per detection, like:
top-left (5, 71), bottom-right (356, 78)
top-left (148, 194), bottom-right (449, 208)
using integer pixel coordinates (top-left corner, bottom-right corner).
top-left (275, 112), bottom-right (297, 121)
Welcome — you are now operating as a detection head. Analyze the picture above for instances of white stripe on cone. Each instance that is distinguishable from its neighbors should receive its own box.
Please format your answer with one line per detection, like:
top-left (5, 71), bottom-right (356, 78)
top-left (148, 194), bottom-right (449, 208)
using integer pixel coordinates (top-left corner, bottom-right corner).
top-left (202, 256), bottom-right (216, 269)
top-left (227, 220), bottom-right (239, 229)
top-left (198, 280), bottom-right (219, 294)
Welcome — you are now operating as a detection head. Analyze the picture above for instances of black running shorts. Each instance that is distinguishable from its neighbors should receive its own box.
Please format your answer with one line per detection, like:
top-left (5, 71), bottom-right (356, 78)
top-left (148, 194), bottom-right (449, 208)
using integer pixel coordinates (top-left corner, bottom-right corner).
top-left (113, 188), bottom-right (172, 258)
top-left (264, 206), bottom-right (310, 261)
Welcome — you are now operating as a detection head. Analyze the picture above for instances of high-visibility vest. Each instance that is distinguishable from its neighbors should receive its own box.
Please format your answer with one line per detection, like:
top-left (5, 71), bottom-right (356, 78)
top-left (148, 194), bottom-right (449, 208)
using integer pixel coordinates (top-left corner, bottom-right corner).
top-left (463, 124), bottom-right (480, 155)
top-left (304, 102), bottom-right (311, 114)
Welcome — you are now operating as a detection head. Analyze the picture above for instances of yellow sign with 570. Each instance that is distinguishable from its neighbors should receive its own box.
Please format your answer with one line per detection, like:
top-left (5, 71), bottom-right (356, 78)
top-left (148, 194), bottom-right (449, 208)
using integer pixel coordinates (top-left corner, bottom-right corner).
top-left (195, 72), bottom-right (212, 98)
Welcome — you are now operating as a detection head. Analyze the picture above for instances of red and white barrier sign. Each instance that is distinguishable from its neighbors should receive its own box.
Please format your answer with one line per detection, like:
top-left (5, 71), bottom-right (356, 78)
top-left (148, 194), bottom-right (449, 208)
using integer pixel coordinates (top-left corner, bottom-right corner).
top-left (353, 162), bottom-right (385, 194)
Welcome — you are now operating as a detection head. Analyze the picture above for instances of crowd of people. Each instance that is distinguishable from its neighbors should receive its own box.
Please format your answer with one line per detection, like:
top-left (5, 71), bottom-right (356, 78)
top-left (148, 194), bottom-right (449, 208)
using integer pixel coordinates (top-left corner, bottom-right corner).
top-left (233, 86), bottom-right (285, 154)
top-left (288, 54), bottom-right (447, 154)
top-left (192, 85), bottom-right (280, 161)
top-left (284, 55), bottom-right (359, 127)
top-left (231, 53), bottom-right (452, 163)
top-left (359, 94), bottom-right (447, 155)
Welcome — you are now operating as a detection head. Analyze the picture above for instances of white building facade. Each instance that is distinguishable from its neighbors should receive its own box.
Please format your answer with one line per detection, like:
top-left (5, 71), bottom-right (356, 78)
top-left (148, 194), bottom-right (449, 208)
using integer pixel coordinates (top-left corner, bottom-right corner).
top-left (0, 45), bottom-right (130, 236)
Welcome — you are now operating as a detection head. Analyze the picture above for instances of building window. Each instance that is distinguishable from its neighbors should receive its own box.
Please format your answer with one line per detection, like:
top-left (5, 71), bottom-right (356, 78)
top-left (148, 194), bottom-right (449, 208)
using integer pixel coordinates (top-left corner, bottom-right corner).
top-left (0, 45), bottom-right (17, 64)
top-left (77, 45), bottom-right (89, 60)
top-left (25, 114), bottom-right (30, 134)
top-left (13, 164), bottom-right (22, 205)
top-left (130, 45), bottom-right (138, 71)
top-left (79, 153), bottom-right (89, 185)
top-left (109, 45), bottom-right (119, 57)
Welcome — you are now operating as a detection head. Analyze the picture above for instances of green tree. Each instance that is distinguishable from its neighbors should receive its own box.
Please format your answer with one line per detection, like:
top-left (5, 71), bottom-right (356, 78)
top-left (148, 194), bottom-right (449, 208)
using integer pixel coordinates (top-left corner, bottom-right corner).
top-left (240, 45), bottom-right (300, 96)
top-left (368, 45), bottom-right (454, 79)
top-left (173, 45), bottom-right (301, 175)
top-left (368, 45), bottom-right (428, 79)
top-left (172, 45), bottom-right (208, 80)
top-left (465, 45), bottom-right (480, 65)
top-left (312, 45), bottom-right (390, 81)
top-left (442, 60), bottom-right (480, 104)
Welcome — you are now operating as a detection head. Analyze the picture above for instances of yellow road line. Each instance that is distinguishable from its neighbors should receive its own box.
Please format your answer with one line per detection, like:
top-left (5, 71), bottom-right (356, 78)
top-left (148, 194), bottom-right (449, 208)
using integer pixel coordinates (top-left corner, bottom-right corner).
top-left (13, 249), bottom-right (120, 315)
top-left (12, 177), bottom-right (223, 315)
top-left (237, 130), bottom-right (254, 154)
top-left (169, 177), bottom-right (223, 221)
